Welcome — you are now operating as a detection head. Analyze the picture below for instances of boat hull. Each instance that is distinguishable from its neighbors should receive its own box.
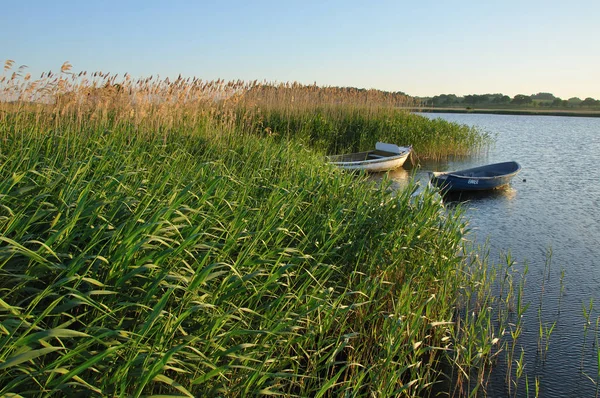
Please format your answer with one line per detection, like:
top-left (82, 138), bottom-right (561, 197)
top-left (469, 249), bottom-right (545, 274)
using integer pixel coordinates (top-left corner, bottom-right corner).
top-left (330, 152), bottom-right (410, 172)
top-left (429, 161), bottom-right (521, 193)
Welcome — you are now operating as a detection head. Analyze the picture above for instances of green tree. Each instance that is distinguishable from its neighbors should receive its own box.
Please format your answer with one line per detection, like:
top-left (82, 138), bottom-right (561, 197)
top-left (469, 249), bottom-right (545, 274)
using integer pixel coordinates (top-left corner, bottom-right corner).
top-left (580, 97), bottom-right (600, 107)
top-left (432, 94), bottom-right (460, 107)
top-left (531, 92), bottom-right (556, 101)
top-left (511, 94), bottom-right (532, 105)
top-left (491, 94), bottom-right (511, 104)
top-left (464, 94), bottom-right (490, 105)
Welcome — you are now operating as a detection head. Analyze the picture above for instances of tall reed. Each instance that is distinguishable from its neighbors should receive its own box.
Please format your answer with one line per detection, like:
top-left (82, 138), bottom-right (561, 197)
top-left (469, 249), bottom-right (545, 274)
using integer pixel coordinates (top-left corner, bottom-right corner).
top-left (1, 60), bottom-right (491, 160)
top-left (1, 60), bottom-right (497, 396)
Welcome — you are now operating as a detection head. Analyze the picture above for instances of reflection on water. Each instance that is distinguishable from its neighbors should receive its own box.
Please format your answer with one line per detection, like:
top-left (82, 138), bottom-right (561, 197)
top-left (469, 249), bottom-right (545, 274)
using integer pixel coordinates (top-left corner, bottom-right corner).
top-left (385, 166), bottom-right (411, 182)
top-left (441, 185), bottom-right (518, 206)
top-left (375, 167), bottom-right (411, 191)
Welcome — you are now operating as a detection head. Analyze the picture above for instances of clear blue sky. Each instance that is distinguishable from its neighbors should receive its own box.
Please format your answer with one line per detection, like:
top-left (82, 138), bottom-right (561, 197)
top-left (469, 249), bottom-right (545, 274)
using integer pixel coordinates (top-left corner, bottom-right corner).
top-left (2, 0), bottom-right (599, 99)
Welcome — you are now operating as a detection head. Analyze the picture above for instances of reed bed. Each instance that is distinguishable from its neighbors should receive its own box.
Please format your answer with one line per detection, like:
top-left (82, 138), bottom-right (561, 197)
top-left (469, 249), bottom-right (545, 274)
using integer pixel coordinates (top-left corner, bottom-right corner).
top-left (1, 61), bottom-right (501, 396)
top-left (0, 60), bottom-right (491, 160)
top-left (231, 84), bottom-right (490, 158)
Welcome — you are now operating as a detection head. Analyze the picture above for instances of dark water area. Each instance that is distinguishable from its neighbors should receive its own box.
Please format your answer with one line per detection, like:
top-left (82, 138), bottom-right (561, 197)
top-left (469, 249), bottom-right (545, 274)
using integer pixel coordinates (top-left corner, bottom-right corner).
top-left (390, 113), bottom-right (600, 397)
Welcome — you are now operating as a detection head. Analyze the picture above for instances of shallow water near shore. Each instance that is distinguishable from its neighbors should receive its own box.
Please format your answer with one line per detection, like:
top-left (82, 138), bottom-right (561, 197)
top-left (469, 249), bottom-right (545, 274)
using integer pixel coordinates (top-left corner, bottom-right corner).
top-left (387, 113), bottom-right (600, 396)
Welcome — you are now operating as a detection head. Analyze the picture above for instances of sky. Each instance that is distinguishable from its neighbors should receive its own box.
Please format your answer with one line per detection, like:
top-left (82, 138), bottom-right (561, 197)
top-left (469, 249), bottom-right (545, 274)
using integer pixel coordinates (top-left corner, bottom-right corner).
top-left (1, 0), bottom-right (599, 100)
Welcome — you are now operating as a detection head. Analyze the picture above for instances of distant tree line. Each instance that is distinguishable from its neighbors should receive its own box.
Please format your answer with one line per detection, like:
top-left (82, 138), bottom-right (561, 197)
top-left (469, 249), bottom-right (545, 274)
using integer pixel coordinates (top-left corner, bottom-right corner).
top-left (421, 92), bottom-right (600, 108)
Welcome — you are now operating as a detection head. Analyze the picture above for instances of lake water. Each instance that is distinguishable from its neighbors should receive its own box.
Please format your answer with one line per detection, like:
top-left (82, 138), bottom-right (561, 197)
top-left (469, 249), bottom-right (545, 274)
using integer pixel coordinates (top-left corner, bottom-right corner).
top-left (393, 113), bottom-right (600, 397)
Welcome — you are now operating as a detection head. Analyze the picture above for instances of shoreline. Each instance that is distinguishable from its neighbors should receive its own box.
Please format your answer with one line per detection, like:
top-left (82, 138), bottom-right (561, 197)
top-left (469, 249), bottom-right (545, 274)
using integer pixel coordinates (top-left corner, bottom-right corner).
top-left (407, 107), bottom-right (600, 118)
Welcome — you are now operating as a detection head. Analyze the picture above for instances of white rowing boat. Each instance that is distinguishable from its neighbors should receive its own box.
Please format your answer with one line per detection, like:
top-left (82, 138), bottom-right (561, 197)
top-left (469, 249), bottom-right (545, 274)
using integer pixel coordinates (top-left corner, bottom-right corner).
top-left (327, 142), bottom-right (412, 172)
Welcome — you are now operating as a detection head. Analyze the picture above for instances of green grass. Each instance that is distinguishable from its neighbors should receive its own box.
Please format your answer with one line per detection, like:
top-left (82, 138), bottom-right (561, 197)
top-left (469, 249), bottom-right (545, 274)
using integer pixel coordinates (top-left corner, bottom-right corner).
top-left (0, 62), bottom-right (505, 396)
top-left (0, 126), bottom-right (500, 396)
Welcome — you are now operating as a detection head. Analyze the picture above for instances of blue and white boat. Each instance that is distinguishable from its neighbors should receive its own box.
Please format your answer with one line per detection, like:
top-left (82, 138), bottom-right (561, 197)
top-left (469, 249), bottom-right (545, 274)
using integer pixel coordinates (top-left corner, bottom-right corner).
top-left (429, 161), bottom-right (521, 192)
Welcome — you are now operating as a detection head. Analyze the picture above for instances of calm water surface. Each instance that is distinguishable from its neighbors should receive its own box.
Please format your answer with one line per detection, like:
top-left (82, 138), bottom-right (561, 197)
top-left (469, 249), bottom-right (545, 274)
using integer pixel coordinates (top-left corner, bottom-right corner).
top-left (394, 113), bottom-right (600, 397)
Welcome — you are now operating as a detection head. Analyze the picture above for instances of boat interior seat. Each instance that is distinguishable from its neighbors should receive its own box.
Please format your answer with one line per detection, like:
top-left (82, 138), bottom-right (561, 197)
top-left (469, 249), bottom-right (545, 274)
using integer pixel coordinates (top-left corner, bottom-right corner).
top-left (368, 150), bottom-right (397, 160)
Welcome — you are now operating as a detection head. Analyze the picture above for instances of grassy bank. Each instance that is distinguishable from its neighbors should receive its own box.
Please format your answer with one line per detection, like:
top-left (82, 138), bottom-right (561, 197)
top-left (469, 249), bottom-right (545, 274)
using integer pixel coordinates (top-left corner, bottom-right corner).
top-left (0, 62), bottom-right (502, 396)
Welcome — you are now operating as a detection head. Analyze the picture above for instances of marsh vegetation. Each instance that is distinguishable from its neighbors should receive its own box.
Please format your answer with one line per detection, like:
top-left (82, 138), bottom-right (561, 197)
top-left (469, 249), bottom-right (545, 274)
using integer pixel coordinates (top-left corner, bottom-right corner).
top-left (0, 60), bottom-right (525, 397)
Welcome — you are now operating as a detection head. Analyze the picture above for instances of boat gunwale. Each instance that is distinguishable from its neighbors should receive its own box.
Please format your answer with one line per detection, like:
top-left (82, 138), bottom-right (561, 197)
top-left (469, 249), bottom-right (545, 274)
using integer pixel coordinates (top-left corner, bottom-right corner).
top-left (328, 150), bottom-right (410, 167)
